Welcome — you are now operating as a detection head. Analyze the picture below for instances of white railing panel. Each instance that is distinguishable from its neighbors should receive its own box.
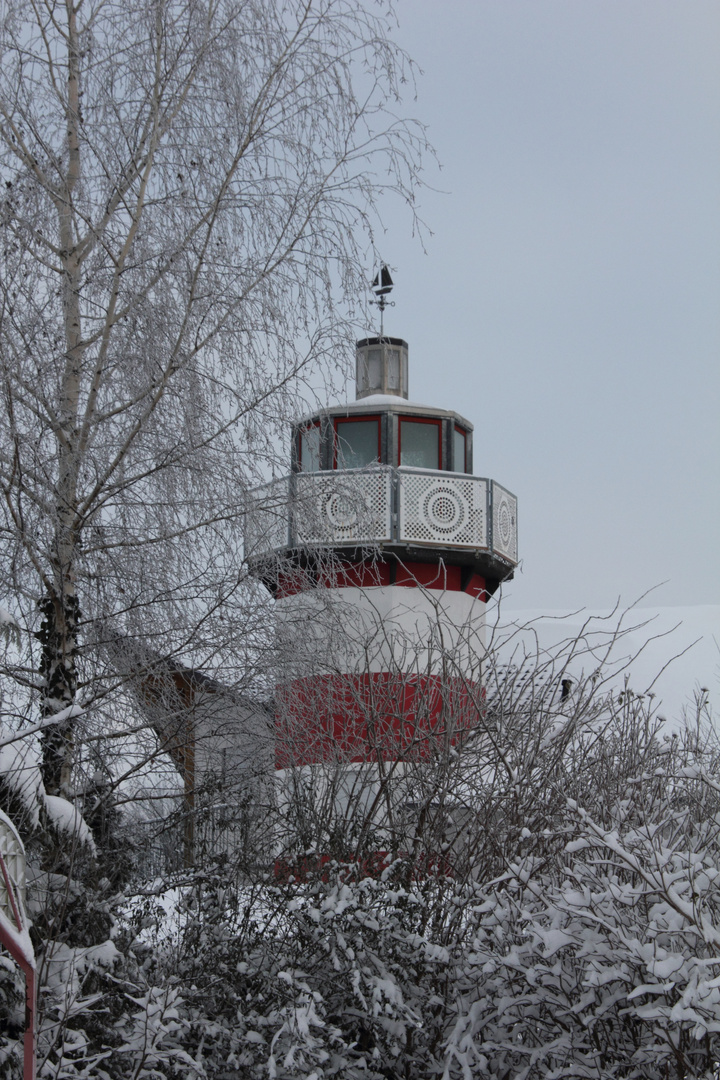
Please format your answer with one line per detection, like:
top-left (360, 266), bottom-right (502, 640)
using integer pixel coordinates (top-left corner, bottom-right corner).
top-left (397, 469), bottom-right (488, 548)
top-left (294, 468), bottom-right (393, 546)
top-left (244, 477), bottom-right (290, 559)
top-left (491, 482), bottom-right (518, 564)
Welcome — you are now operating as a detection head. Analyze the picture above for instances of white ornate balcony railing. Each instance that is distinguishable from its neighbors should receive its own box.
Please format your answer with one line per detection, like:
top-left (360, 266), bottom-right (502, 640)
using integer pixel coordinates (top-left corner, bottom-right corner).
top-left (245, 467), bottom-right (517, 565)
top-left (397, 468), bottom-right (487, 549)
top-left (491, 482), bottom-right (518, 564)
top-left (294, 468), bottom-right (393, 546)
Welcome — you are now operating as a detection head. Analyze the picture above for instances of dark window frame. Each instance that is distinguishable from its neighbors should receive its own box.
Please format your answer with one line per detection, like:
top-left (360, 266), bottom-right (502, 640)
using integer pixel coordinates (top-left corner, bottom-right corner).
top-left (298, 420), bottom-right (322, 472)
top-left (453, 424), bottom-right (467, 473)
top-left (333, 415), bottom-right (382, 470)
top-left (398, 416), bottom-right (443, 470)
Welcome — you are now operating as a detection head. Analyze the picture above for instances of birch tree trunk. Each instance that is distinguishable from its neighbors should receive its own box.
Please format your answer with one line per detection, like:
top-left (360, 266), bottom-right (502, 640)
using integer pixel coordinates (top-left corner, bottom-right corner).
top-left (38, 0), bottom-right (83, 793)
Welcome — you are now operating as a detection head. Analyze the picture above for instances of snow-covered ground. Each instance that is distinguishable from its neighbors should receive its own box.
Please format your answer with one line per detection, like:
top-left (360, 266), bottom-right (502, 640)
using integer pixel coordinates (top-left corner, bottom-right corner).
top-left (493, 605), bottom-right (719, 725)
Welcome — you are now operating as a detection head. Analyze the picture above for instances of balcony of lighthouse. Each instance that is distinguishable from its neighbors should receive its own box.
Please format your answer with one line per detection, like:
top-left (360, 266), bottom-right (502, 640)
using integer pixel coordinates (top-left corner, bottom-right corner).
top-left (245, 466), bottom-right (517, 589)
top-left (244, 392), bottom-right (518, 595)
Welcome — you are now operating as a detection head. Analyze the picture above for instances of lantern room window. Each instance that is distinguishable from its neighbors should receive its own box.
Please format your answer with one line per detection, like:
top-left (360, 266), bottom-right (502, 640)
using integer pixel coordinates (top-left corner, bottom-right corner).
top-left (387, 348), bottom-right (401, 391)
top-left (299, 423), bottom-right (322, 472)
top-left (364, 348), bottom-right (382, 391)
top-left (334, 416), bottom-right (380, 469)
top-left (399, 417), bottom-right (441, 470)
top-left (453, 426), bottom-right (467, 473)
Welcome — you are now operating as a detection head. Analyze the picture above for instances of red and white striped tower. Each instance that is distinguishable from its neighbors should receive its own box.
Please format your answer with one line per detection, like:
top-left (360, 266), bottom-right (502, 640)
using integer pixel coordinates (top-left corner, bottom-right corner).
top-left (246, 327), bottom-right (518, 850)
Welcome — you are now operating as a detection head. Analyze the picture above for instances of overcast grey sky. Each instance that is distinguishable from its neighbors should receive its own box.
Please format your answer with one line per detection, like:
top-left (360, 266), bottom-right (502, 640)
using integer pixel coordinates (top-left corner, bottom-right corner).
top-left (373, 0), bottom-right (719, 612)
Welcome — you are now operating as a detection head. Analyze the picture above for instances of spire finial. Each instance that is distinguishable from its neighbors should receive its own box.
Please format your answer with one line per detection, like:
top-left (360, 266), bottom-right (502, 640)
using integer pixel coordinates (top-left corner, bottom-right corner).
top-left (370, 264), bottom-right (394, 338)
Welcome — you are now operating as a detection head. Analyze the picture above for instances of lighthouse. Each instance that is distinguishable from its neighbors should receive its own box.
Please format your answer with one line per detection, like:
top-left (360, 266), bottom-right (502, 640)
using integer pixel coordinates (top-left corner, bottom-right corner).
top-left (245, 292), bottom-right (518, 858)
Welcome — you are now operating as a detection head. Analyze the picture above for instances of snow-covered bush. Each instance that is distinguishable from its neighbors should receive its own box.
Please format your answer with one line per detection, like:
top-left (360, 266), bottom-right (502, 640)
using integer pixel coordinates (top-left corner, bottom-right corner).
top-left (31, 688), bottom-right (720, 1078)
top-left (442, 695), bottom-right (720, 1079)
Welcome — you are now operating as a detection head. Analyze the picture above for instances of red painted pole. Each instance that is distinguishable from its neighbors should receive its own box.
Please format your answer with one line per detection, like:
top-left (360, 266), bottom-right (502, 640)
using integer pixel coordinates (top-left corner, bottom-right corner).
top-left (0, 851), bottom-right (36, 1080)
top-left (21, 963), bottom-right (36, 1080)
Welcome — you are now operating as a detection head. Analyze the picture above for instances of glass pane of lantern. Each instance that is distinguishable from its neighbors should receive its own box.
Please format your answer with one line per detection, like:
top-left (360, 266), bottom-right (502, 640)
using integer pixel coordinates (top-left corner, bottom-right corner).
top-left (453, 427), bottom-right (466, 472)
top-left (300, 425), bottom-right (321, 472)
top-left (400, 419), bottom-right (439, 469)
top-left (387, 349), bottom-right (400, 390)
top-left (336, 419), bottom-right (379, 469)
top-left (367, 349), bottom-right (381, 391)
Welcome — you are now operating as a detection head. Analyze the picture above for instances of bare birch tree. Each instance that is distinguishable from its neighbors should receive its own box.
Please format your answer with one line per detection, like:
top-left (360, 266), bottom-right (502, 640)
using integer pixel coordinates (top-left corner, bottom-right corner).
top-left (0, 0), bottom-right (424, 795)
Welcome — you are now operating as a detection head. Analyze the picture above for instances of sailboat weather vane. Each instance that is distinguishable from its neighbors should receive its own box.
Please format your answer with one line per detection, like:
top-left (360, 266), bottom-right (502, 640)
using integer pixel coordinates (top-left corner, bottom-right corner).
top-left (370, 264), bottom-right (394, 338)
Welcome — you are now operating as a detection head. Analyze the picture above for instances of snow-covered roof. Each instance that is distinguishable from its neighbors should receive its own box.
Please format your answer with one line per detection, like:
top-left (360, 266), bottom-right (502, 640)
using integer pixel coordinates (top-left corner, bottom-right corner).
top-left (296, 394), bottom-right (474, 429)
top-left (343, 394), bottom-right (425, 407)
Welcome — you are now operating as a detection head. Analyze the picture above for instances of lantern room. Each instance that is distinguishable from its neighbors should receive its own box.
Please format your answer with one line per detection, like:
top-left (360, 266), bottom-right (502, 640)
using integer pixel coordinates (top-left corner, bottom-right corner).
top-left (293, 336), bottom-right (473, 477)
top-left (246, 335), bottom-right (518, 597)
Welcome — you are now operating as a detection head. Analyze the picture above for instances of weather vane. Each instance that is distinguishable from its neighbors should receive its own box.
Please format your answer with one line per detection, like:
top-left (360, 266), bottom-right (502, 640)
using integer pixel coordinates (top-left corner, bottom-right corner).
top-left (369, 264), bottom-right (394, 338)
